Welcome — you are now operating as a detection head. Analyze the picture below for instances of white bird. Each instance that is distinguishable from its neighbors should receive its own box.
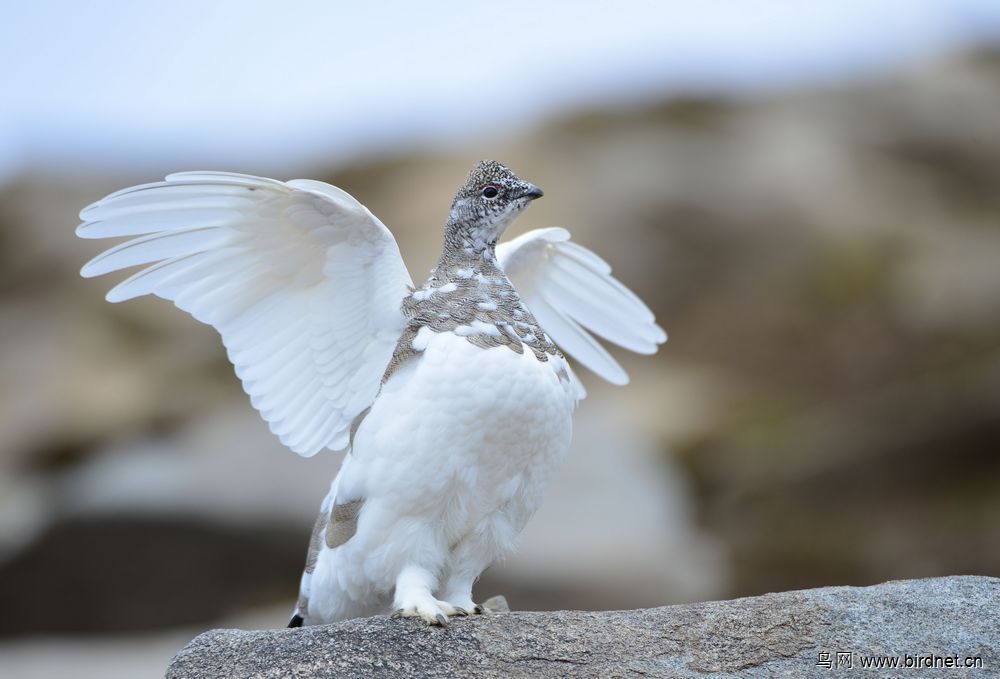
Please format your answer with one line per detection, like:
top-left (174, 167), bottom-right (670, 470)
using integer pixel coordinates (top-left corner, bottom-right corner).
top-left (77, 160), bottom-right (666, 626)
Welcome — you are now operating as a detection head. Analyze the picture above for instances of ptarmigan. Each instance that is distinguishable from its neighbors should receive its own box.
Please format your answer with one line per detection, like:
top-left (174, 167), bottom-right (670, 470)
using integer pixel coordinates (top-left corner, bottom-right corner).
top-left (77, 160), bottom-right (666, 626)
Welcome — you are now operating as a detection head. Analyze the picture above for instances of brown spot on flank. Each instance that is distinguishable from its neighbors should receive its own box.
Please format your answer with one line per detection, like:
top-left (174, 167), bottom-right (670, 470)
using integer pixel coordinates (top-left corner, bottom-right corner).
top-left (325, 498), bottom-right (364, 549)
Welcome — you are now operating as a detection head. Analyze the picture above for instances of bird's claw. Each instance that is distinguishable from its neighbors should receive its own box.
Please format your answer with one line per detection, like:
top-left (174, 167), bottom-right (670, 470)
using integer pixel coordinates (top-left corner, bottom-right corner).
top-left (391, 601), bottom-right (462, 626)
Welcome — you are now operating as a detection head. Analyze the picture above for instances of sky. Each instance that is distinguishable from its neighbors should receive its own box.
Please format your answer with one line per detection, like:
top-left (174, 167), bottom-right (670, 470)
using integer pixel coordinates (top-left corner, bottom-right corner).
top-left (2, 0), bottom-right (1000, 182)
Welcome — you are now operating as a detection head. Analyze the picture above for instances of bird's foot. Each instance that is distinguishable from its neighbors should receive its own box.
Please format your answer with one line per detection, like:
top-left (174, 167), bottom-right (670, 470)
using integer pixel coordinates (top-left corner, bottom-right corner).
top-left (436, 593), bottom-right (508, 615)
top-left (391, 596), bottom-right (469, 626)
top-left (439, 593), bottom-right (476, 615)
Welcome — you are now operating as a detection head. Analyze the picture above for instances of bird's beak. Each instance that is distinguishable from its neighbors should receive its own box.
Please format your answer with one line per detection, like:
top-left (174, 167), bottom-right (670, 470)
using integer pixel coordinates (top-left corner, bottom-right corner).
top-left (521, 183), bottom-right (544, 200)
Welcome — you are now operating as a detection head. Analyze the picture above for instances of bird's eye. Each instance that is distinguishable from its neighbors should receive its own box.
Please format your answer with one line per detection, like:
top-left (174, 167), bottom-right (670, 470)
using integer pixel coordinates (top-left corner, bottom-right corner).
top-left (481, 186), bottom-right (499, 199)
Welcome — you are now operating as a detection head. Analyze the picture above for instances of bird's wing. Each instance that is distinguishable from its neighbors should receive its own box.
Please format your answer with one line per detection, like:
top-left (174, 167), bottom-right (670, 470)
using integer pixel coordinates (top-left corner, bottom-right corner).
top-left (78, 171), bottom-right (414, 457)
top-left (496, 227), bottom-right (666, 386)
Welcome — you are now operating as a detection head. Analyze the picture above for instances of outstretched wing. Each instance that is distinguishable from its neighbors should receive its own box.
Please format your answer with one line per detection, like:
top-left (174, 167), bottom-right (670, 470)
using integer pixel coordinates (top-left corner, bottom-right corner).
top-left (78, 172), bottom-right (413, 457)
top-left (496, 227), bottom-right (666, 385)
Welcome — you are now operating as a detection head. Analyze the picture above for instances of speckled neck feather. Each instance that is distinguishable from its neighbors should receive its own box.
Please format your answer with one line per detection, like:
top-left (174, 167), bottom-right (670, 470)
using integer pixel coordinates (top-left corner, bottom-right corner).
top-left (381, 161), bottom-right (559, 383)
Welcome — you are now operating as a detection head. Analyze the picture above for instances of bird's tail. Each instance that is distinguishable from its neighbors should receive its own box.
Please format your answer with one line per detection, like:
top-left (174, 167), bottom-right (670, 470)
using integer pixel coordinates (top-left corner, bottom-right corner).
top-left (287, 480), bottom-right (339, 627)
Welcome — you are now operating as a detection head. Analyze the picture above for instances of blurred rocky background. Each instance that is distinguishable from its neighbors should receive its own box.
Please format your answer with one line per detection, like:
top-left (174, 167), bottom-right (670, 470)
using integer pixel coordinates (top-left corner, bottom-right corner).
top-left (2, 2), bottom-right (1000, 677)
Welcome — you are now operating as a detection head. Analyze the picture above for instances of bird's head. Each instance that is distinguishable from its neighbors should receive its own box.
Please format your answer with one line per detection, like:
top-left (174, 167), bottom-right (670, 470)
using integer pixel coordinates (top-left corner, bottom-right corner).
top-left (446, 160), bottom-right (543, 250)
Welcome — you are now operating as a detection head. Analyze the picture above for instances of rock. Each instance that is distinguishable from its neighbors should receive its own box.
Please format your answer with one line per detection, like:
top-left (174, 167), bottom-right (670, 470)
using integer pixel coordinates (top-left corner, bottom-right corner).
top-left (167, 576), bottom-right (997, 678)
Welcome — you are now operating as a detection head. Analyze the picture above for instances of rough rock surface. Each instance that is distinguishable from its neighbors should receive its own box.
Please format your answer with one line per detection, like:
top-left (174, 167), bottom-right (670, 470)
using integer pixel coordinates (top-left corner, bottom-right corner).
top-left (167, 576), bottom-right (997, 678)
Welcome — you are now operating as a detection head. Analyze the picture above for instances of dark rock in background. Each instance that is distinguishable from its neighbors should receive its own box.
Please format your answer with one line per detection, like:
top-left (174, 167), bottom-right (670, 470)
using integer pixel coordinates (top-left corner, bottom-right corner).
top-left (0, 516), bottom-right (306, 635)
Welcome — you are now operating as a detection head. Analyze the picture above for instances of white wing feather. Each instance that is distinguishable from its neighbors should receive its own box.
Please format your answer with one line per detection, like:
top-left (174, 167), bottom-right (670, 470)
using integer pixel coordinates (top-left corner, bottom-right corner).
top-left (78, 172), bottom-right (413, 457)
top-left (496, 227), bottom-right (666, 386)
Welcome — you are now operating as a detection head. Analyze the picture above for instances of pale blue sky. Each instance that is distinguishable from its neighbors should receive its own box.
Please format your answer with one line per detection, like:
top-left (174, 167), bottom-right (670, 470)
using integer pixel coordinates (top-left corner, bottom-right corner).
top-left (2, 0), bottom-right (999, 182)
